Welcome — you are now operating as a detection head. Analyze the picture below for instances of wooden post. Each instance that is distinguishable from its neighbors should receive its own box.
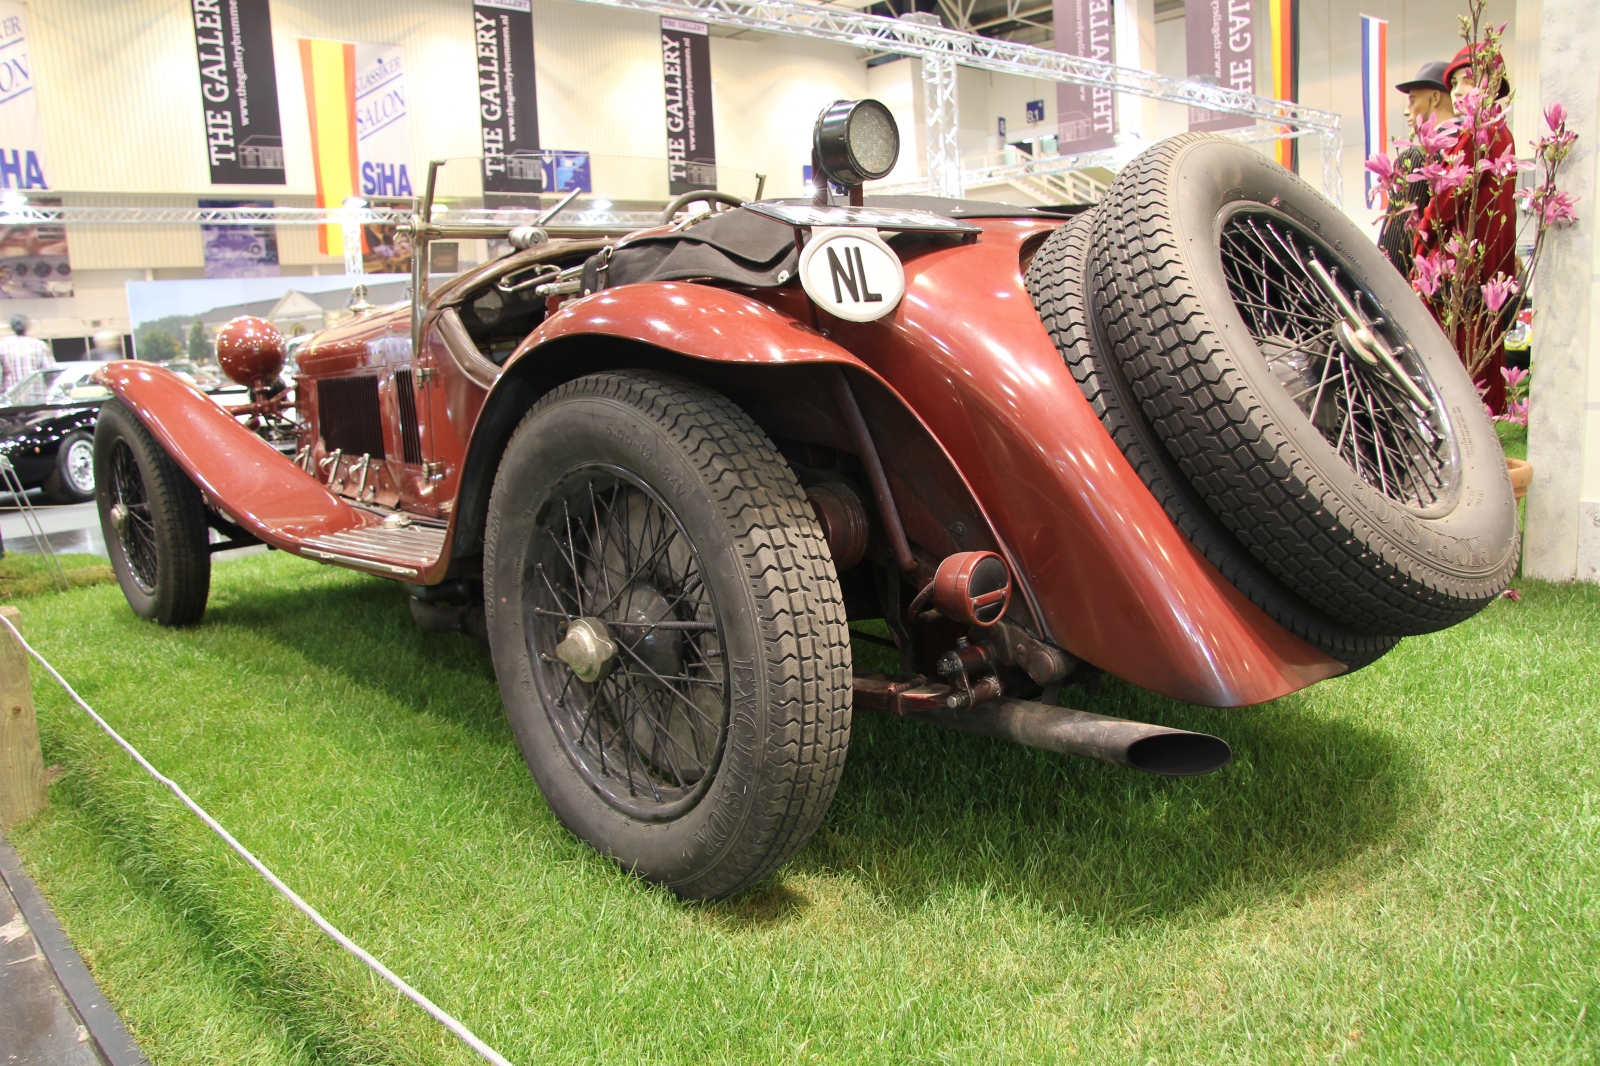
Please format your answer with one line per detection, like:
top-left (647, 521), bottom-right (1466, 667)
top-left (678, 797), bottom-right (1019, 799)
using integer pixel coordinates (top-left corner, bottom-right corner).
top-left (0, 606), bottom-right (48, 829)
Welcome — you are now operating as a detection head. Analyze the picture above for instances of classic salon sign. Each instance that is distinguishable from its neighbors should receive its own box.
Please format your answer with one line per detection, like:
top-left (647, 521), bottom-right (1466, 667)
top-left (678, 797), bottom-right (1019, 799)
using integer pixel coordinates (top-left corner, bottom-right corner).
top-left (798, 228), bottom-right (905, 324)
top-left (188, 0), bottom-right (286, 185)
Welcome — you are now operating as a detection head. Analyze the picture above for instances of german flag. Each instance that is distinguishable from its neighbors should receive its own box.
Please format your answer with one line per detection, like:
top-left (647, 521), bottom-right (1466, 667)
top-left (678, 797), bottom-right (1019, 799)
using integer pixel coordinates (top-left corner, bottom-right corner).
top-left (298, 38), bottom-right (359, 256)
top-left (1268, 0), bottom-right (1299, 172)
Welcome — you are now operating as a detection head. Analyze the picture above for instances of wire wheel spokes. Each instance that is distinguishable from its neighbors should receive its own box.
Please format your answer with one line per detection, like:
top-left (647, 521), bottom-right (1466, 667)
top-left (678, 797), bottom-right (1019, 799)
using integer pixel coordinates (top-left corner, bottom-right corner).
top-left (527, 469), bottom-right (727, 820)
top-left (1218, 208), bottom-right (1456, 508)
top-left (109, 439), bottom-right (159, 592)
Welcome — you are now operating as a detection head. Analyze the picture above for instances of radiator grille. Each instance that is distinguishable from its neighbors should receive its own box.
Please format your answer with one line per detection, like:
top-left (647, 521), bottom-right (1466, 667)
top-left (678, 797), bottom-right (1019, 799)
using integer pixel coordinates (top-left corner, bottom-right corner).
top-left (394, 368), bottom-right (424, 465)
top-left (316, 375), bottom-right (387, 460)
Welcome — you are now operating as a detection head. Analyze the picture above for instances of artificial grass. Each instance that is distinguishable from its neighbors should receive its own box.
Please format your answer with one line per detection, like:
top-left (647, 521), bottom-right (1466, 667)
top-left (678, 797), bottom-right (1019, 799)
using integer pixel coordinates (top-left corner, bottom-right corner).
top-left (5, 552), bottom-right (1597, 1064)
top-left (0, 551), bottom-right (114, 599)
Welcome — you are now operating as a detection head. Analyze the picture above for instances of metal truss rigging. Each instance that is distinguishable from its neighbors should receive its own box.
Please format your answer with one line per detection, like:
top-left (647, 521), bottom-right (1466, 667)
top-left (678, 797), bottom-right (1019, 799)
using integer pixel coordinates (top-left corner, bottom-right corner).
top-left (562, 0), bottom-right (1344, 202)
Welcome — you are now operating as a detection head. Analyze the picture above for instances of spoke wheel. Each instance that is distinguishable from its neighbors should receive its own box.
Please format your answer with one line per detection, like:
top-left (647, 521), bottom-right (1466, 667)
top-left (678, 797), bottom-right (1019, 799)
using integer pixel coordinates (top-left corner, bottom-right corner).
top-left (94, 399), bottom-right (211, 625)
top-left (1089, 133), bottom-right (1517, 637)
top-left (109, 438), bottom-right (159, 593)
top-left (485, 371), bottom-right (850, 899)
top-left (528, 468), bottom-right (728, 821)
top-left (1218, 208), bottom-right (1455, 510)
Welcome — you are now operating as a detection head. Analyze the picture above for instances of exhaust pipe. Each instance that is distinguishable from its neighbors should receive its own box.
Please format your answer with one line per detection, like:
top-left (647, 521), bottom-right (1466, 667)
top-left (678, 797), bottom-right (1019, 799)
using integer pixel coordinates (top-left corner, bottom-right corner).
top-left (924, 697), bottom-right (1231, 777)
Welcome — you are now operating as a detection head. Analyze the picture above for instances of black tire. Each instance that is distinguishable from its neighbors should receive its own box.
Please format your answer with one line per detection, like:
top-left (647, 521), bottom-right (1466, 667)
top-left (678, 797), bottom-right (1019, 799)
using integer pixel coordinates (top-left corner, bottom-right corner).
top-left (484, 371), bottom-right (851, 899)
top-left (1027, 209), bottom-right (1396, 670)
top-left (1090, 134), bottom-right (1517, 635)
top-left (43, 430), bottom-right (96, 504)
top-left (94, 399), bottom-right (211, 625)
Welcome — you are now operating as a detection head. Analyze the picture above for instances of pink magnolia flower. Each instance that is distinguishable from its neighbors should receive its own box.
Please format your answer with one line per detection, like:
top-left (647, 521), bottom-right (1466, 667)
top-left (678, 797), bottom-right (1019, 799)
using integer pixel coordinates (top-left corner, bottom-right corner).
top-left (1539, 189), bottom-right (1580, 225)
top-left (1499, 587), bottom-right (1522, 602)
top-left (1504, 398), bottom-right (1530, 426)
top-left (1365, 153), bottom-right (1397, 182)
top-left (1481, 273), bottom-right (1519, 313)
top-left (1412, 249), bottom-right (1455, 297)
top-left (1478, 145), bottom-right (1529, 179)
top-left (1501, 365), bottom-right (1529, 389)
top-left (1409, 158), bottom-right (1472, 196)
top-left (1546, 101), bottom-right (1568, 130)
top-left (1412, 114), bottom-right (1460, 155)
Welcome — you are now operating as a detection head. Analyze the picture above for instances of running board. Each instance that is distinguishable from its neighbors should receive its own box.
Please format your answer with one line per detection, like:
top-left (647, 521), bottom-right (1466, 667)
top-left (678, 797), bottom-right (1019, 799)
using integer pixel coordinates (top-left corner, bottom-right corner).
top-left (299, 524), bottom-right (447, 581)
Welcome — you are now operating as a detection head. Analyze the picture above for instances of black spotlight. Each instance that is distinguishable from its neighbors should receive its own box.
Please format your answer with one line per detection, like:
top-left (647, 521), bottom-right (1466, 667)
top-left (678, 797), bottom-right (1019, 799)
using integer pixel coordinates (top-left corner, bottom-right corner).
top-left (812, 98), bottom-right (900, 206)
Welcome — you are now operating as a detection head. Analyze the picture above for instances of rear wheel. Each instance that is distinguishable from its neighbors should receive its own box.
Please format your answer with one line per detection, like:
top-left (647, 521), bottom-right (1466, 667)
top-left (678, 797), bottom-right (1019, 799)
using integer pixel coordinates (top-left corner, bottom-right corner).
top-left (94, 399), bottom-right (211, 625)
top-left (484, 371), bottom-right (851, 899)
top-left (43, 431), bottom-right (95, 504)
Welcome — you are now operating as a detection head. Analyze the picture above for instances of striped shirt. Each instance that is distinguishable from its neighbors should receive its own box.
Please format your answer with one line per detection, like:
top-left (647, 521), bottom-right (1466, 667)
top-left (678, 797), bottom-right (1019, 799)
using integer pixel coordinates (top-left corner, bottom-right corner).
top-left (0, 335), bottom-right (54, 396)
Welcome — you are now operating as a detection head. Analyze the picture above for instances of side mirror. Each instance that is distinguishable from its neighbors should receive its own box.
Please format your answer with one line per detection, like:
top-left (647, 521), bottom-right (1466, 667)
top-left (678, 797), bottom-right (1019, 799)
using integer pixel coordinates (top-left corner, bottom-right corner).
top-left (216, 315), bottom-right (285, 389)
top-left (812, 98), bottom-right (900, 206)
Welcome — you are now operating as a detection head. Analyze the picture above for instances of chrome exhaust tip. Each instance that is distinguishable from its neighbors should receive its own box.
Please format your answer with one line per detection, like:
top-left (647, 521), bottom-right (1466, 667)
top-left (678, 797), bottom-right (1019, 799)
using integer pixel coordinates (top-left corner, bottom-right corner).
top-left (924, 698), bottom-right (1232, 777)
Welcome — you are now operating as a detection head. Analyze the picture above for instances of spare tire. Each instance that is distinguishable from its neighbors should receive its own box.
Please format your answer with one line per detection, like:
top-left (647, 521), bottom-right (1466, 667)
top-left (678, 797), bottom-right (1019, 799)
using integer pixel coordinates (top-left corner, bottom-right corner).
top-left (1089, 135), bottom-right (1517, 635)
top-left (1027, 208), bottom-right (1396, 669)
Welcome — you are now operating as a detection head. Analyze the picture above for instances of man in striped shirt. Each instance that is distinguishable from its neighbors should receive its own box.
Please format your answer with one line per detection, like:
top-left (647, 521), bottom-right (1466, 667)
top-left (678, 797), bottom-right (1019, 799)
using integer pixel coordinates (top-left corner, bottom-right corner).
top-left (0, 315), bottom-right (54, 396)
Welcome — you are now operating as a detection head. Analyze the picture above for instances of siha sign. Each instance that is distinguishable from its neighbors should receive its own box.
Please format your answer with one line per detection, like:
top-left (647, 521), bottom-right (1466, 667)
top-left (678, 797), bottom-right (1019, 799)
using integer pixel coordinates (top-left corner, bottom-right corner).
top-left (355, 43), bottom-right (412, 197)
top-left (0, 2), bottom-right (46, 190)
top-left (473, 0), bottom-right (542, 196)
top-left (189, 0), bottom-right (286, 185)
top-left (798, 228), bottom-right (905, 323)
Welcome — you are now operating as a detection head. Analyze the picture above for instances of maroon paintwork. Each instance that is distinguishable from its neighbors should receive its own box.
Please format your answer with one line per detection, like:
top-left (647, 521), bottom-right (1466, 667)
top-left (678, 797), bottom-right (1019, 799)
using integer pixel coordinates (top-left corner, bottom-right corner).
top-left (98, 214), bottom-right (1345, 706)
top-left (215, 315), bottom-right (285, 389)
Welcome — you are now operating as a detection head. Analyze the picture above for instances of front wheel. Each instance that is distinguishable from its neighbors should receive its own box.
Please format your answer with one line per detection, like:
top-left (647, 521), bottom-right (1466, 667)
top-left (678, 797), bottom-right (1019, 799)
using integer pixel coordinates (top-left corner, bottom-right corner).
top-left (484, 371), bottom-right (851, 899)
top-left (43, 431), bottom-right (95, 504)
top-left (94, 399), bottom-right (211, 625)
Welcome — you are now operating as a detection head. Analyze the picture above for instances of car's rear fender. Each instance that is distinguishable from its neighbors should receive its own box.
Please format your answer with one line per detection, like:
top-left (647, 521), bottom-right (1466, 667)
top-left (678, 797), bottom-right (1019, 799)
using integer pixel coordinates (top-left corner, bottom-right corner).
top-left (92, 362), bottom-right (374, 547)
top-left (451, 283), bottom-right (1045, 630)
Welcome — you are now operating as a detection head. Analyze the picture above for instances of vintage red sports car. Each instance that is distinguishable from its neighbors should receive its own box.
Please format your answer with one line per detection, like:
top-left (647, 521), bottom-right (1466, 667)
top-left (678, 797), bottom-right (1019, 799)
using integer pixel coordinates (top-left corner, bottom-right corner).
top-left (92, 102), bottom-right (1517, 899)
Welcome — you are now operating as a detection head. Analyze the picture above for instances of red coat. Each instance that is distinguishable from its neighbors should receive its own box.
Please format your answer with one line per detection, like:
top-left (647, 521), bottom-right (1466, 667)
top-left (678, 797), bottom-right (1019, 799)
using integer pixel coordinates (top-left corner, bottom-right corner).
top-left (1413, 120), bottom-right (1517, 413)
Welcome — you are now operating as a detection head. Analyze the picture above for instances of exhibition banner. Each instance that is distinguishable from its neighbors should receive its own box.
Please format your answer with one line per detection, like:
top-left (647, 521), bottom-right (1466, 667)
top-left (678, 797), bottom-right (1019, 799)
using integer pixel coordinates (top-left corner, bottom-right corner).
top-left (660, 17), bottom-right (716, 195)
top-left (541, 150), bottom-right (591, 194)
top-left (473, 0), bottom-right (542, 196)
top-left (0, 197), bottom-right (69, 298)
top-left (1185, 0), bottom-right (1255, 132)
top-left (298, 38), bottom-right (359, 254)
top-left (355, 42), bottom-right (412, 198)
top-left (1051, 0), bottom-right (1115, 154)
top-left (1361, 14), bottom-right (1388, 203)
top-left (189, 0), bottom-right (287, 185)
top-left (0, 2), bottom-right (48, 190)
top-left (199, 199), bottom-right (280, 279)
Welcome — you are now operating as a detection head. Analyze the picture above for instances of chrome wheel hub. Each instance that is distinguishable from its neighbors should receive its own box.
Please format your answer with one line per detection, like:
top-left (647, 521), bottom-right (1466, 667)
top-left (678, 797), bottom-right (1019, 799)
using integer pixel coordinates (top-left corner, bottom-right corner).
top-left (555, 617), bottom-right (618, 684)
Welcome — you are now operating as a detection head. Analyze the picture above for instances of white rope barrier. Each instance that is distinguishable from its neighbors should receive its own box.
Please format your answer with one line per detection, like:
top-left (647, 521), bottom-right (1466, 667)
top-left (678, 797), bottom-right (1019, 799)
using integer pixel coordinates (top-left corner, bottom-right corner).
top-left (0, 613), bottom-right (516, 1066)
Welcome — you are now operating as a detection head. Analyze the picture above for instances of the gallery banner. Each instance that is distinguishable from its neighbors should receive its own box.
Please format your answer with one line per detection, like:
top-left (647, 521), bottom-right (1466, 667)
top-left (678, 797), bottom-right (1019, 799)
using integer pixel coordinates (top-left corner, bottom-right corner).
top-left (1186, 0), bottom-right (1255, 132)
top-left (473, 0), bottom-right (542, 196)
top-left (0, 2), bottom-right (48, 191)
top-left (199, 199), bottom-right (280, 279)
top-left (189, 0), bottom-right (286, 185)
top-left (660, 17), bottom-right (716, 195)
top-left (1052, 0), bottom-right (1115, 154)
top-left (356, 43), bottom-right (412, 198)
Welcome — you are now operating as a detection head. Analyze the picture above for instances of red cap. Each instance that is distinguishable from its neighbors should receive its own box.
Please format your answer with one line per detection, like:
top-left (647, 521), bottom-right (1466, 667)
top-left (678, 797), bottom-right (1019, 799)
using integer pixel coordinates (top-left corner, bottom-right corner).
top-left (1443, 43), bottom-right (1510, 99)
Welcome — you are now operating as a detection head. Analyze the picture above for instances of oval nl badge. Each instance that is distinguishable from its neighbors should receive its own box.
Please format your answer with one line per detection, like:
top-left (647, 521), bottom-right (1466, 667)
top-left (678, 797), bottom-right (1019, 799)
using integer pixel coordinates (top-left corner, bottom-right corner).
top-left (798, 227), bottom-right (905, 323)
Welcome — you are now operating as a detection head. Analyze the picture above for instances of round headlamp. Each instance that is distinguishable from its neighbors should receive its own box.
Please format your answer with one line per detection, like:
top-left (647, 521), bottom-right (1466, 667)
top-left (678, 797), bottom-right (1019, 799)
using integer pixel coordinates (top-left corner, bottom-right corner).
top-left (813, 99), bottom-right (900, 187)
